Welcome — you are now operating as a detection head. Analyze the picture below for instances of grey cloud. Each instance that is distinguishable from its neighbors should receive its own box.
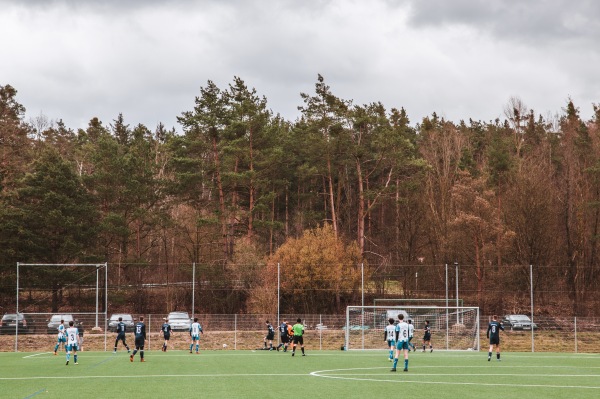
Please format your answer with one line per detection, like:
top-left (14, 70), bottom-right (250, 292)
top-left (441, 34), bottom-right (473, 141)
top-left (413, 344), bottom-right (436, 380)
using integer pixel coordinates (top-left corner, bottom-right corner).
top-left (405, 0), bottom-right (600, 45)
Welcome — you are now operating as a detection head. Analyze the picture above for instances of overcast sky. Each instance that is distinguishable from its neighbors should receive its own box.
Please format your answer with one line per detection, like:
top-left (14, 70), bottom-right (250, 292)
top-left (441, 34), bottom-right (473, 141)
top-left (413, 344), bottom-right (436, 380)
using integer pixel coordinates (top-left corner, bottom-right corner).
top-left (2, 0), bottom-right (599, 132)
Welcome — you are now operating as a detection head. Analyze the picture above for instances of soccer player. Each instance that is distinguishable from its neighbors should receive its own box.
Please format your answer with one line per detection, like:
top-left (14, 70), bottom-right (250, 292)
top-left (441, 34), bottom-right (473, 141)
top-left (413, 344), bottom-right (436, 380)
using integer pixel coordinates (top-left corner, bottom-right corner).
top-left (384, 318), bottom-right (396, 361)
top-left (130, 316), bottom-right (146, 362)
top-left (161, 318), bottom-right (172, 352)
top-left (422, 320), bottom-right (432, 352)
top-left (65, 320), bottom-right (80, 365)
top-left (391, 314), bottom-right (409, 372)
top-left (487, 315), bottom-right (504, 361)
top-left (291, 318), bottom-right (305, 357)
top-left (189, 317), bottom-right (203, 354)
top-left (113, 316), bottom-right (131, 353)
top-left (407, 319), bottom-right (416, 352)
top-left (264, 320), bottom-right (275, 350)
top-left (53, 319), bottom-right (67, 355)
top-left (276, 320), bottom-right (289, 352)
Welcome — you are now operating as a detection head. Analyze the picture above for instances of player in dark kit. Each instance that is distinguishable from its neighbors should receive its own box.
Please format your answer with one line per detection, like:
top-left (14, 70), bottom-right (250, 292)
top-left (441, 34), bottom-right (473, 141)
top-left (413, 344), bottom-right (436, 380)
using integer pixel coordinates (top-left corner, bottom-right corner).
top-left (487, 315), bottom-right (504, 361)
top-left (264, 320), bottom-right (275, 350)
top-left (161, 318), bottom-right (172, 352)
top-left (113, 316), bottom-right (130, 353)
top-left (130, 316), bottom-right (147, 362)
top-left (422, 320), bottom-right (432, 352)
top-left (275, 320), bottom-right (289, 352)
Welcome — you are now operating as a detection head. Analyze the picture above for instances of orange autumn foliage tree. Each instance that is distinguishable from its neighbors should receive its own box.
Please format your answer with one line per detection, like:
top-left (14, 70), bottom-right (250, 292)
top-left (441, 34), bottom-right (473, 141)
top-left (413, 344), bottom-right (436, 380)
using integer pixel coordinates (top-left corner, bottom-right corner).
top-left (248, 224), bottom-right (365, 314)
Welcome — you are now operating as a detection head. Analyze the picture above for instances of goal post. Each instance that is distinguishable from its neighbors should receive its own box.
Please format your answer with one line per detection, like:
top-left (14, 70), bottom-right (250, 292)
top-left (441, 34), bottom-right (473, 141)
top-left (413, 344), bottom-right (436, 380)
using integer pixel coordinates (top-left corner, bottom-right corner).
top-left (345, 305), bottom-right (480, 351)
top-left (15, 262), bottom-right (108, 352)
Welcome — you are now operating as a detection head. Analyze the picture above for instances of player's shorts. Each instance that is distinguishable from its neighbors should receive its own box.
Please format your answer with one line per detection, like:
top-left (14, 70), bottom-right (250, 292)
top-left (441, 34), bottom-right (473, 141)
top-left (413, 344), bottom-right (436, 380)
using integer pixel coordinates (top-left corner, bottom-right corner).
top-left (191, 334), bottom-right (200, 341)
top-left (66, 344), bottom-right (79, 351)
top-left (280, 334), bottom-right (289, 343)
top-left (396, 341), bottom-right (409, 350)
top-left (489, 336), bottom-right (500, 346)
top-left (387, 339), bottom-right (395, 347)
top-left (266, 332), bottom-right (275, 340)
top-left (57, 336), bottom-right (67, 343)
top-left (163, 333), bottom-right (170, 340)
top-left (116, 333), bottom-right (126, 342)
top-left (135, 337), bottom-right (145, 349)
top-left (423, 333), bottom-right (431, 341)
top-left (293, 335), bottom-right (304, 345)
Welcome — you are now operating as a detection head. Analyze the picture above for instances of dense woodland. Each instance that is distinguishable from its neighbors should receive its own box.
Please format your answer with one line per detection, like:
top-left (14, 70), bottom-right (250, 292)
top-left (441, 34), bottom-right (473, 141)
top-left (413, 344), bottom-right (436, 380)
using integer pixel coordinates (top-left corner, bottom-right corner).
top-left (1, 76), bottom-right (599, 317)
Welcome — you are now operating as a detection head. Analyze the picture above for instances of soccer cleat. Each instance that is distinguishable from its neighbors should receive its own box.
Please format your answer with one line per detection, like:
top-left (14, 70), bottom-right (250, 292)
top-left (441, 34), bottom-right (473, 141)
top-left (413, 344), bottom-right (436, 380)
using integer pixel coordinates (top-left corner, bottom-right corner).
top-left (389, 358), bottom-right (393, 362)
top-left (189, 351), bottom-right (192, 354)
top-left (127, 349), bottom-right (131, 353)
top-left (488, 357), bottom-right (491, 361)
top-left (54, 352), bottom-right (57, 356)
top-left (390, 368), bottom-right (396, 372)
top-left (292, 352), bottom-right (295, 356)
top-left (141, 359), bottom-right (145, 362)
top-left (130, 355), bottom-right (134, 362)
top-left (430, 349), bottom-right (433, 353)
top-left (66, 360), bottom-right (69, 365)
top-left (403, 369), bottom-right (407, 372)
top-left (276, 347), bottom-right (280, 352)
top-left (302, 353), bottom-right (306, 356)
top-left (74, 362), bottom-right (78, 365)
top-left (497, 359), bottom-right (501, 361)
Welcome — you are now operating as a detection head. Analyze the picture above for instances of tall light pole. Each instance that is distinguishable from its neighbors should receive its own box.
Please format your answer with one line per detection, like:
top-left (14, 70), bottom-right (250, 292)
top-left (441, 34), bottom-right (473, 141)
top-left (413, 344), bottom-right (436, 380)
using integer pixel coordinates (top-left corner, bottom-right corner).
top-left (454, 262), bottom-right (459, 324)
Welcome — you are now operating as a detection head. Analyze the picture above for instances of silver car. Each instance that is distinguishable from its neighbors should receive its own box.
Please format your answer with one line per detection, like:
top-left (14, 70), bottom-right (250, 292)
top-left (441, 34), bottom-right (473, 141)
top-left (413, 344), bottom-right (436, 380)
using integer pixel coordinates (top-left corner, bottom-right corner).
top-left (167, 312), bottom-right (192, 332)
top-left (501, 314), bottom-right (538, 330)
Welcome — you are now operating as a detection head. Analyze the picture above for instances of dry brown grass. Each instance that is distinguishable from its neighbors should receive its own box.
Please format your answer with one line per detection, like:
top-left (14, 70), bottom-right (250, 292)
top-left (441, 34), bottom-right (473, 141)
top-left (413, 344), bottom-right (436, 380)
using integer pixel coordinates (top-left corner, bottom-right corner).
top-left (2, 329), bottom-right (598, 353)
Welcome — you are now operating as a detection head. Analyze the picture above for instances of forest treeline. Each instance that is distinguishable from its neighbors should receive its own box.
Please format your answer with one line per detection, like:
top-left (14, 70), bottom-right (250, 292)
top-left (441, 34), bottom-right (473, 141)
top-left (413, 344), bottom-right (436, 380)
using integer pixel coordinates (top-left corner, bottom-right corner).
top-left (1, 76), bottom-right (599, 316)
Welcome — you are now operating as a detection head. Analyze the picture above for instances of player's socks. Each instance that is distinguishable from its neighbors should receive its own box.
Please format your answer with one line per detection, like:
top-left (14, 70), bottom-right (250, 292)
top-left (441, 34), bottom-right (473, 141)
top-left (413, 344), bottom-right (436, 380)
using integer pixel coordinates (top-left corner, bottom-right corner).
top-left (54, 344), bottom-right (59, 352)
top-left (74, 355), bottom-right (78, 363)
top-left (189, 344), bottom-right (193, 352)
top-left (140, 350), bottom-right (144, 360)
top-left (389, 349), bottom-right (393, 359)
top-left (404, 359), bottom-right (408, 371)
top-left (497, 353), bottom-right (500, 360)
top-left (195, 344), bottom-right (199, 353)
top-left (422, 345), bottom-right (425, 352)
top-left (488, 351), bottom-right (492, 361)
top-left (393, 358), bottom-right (398, 369)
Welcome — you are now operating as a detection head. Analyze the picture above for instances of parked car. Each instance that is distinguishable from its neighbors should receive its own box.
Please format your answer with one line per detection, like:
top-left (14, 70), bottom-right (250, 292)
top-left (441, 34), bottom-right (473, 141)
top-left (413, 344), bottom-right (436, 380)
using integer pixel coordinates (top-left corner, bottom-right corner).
top-left (46, 314), bottom-right (82, 334)
top-left (168, 311), bottom-right (192, 331)
top-left (0, 313), bottom-right (35, 334)
top-left (342, 325), bottom-right (370, 331)
top-left (107, 314), bottom-right (135, 332)
top-left (501, 314), bottom-right (538, 331)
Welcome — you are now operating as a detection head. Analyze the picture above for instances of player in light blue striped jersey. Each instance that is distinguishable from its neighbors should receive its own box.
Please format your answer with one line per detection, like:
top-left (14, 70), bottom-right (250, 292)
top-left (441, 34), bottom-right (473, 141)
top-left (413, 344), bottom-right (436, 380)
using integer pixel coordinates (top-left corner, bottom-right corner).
top-left (53, 319), bottom-right (67, 355)
top-left (391, 314), bottom-right (409, 372)
top-left (189, 317), bottom-right (203, 354)
top-left (384, 318), bottom-right (396, 361)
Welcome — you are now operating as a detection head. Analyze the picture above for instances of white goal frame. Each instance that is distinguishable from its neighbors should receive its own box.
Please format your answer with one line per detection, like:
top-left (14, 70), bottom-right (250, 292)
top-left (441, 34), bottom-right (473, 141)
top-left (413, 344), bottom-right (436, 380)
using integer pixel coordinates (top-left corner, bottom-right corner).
top-left (345, 305), bottom-right (480, 351)
top-left (15, 262), bottom-right (108, 352)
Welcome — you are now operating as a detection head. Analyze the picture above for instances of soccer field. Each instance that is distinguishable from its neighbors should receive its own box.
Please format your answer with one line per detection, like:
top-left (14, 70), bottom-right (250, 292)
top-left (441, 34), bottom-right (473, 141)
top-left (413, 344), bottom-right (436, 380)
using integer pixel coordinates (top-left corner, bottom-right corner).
top-left (1, 350), bottom-right (599, 399)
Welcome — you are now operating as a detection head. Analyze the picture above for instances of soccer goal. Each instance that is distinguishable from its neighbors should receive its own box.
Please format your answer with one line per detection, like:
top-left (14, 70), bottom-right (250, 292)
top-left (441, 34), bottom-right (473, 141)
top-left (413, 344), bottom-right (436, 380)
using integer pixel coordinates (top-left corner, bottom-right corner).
top-left (14, 263), bottom-right (108, 352)
top-left (345, 305), bottom-right (480, 351)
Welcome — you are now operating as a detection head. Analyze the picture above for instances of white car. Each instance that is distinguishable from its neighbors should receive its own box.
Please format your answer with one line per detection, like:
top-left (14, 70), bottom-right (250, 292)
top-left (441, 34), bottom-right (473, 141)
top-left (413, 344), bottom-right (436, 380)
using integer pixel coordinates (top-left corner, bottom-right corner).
top-left (168, 312), bottom-right (192, 332)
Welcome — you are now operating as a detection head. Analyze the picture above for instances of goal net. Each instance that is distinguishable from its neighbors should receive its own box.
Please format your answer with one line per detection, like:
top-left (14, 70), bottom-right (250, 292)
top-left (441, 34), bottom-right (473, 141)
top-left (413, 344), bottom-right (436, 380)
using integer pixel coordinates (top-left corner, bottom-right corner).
top-left (13, 263), bottom-right (108, 351)
top-left (345, 305), bottom-right (480, 351)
